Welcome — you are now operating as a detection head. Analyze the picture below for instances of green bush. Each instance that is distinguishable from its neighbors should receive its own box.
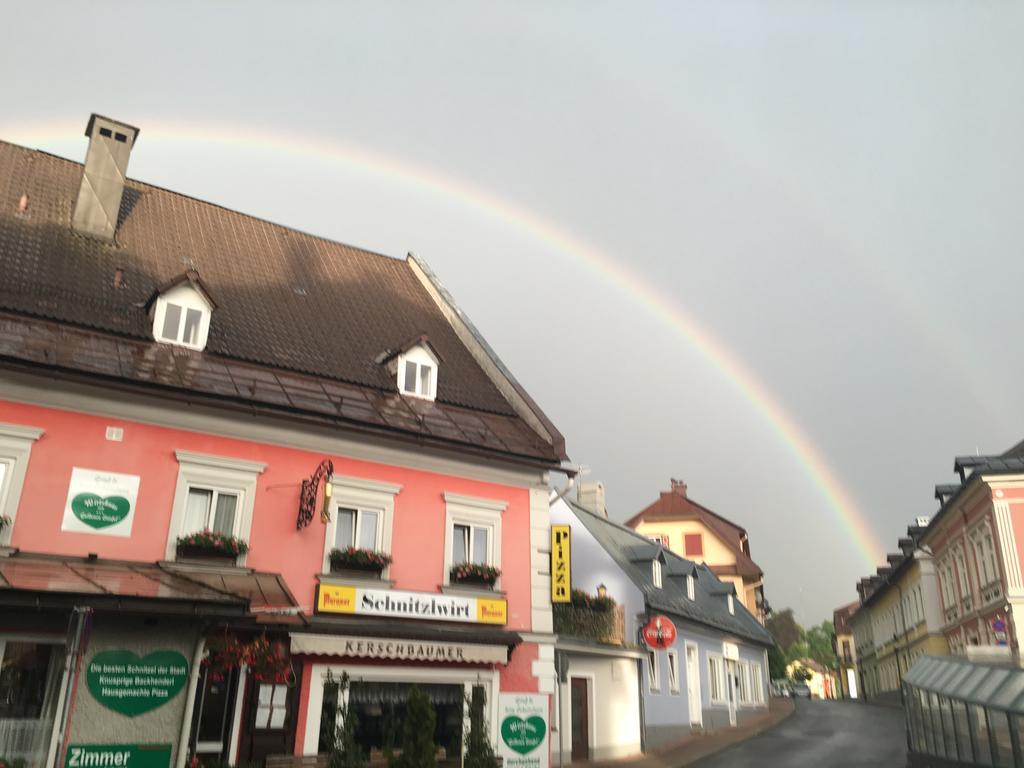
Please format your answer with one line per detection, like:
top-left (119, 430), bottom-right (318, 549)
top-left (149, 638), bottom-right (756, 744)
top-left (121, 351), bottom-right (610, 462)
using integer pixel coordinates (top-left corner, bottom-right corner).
top-left (463, 686), bottom-right (498, 768)
top-left (553, 591), bottom-right (617, 642)
top-left (390, 685), bottom-right (437, 768)
top-left (324, 671), bottom-right (367, 768)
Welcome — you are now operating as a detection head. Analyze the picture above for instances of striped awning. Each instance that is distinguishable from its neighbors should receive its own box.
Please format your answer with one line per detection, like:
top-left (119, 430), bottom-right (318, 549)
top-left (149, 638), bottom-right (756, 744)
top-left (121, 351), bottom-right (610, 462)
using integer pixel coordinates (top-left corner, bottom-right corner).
top-left (290, 633), bottom-right (508, 664)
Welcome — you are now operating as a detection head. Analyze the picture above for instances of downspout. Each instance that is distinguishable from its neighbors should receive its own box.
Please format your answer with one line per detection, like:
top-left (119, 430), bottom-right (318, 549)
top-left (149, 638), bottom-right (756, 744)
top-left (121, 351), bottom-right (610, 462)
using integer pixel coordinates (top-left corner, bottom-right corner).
top-left (176, 628), bottom-right (208, 768)
top-left (49, 606), bottom-right (92, 768)
top-left (548, 465), bottom-right (582, 505)
top-left (636, 623), bottom-right (647, 753)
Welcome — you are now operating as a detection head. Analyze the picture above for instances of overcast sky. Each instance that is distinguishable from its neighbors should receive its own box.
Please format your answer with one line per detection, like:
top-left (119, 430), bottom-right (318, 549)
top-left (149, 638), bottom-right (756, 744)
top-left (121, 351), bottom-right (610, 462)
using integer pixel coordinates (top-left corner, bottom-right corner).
top-left (4, 1), bottom-right (1023, 624)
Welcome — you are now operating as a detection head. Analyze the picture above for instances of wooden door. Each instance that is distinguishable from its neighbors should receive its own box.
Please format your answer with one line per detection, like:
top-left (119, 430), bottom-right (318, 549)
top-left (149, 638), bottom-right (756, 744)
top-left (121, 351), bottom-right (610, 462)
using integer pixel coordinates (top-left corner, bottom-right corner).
top-left (240, 670), bottom-right (300, 766)
top-left (570, 677), bottom-right (590, 762)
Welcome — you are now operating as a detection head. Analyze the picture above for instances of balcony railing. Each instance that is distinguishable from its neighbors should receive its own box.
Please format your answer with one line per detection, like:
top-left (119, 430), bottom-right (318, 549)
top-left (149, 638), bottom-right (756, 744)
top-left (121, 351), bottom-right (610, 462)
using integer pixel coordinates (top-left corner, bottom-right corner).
top-left (980, 581), bottom-right (1003, 607)
top-left (0, 718), bottom-right (52, 768)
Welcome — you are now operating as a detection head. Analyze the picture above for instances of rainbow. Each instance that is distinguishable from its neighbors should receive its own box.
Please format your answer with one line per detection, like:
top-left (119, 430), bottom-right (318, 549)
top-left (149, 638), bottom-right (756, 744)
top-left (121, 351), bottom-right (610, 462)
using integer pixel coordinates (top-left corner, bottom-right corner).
top-left (2, 116), bottom-right (887, 567)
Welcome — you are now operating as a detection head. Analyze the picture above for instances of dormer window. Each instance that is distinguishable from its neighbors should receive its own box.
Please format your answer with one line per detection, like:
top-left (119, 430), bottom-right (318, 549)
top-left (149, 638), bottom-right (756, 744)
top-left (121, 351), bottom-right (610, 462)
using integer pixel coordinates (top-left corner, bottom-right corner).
top-left (652, 559), bottom-right (663, 588)
top-left (394, 340), bottom-right (440, 401)
top-left (402, 358), bottom-right (434, 398)
top-left (728, 594), bottom-right (735, 615)
top-left (160, 302), bottom-right (204, 346)
top-left (687, 574), bottom-right (695, 600)
top-left (148, 270), bottom-right (216, 352)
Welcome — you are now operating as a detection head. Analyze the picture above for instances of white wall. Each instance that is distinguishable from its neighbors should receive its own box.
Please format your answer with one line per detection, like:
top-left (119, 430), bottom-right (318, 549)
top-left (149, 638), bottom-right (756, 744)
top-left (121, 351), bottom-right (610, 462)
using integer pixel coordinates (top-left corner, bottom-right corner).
top-left (554, 654), bottom-right (642, 763)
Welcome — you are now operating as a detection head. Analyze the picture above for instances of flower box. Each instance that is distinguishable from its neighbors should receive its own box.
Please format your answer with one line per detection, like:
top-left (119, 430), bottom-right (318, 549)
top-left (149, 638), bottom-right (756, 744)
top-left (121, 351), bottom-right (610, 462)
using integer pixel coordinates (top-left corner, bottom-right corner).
top-left (449, 562), bottom-right (500, 588)
top-left (329, 547), bottom-right (392, 575)
top-left (176, 530), bottom-right (248, 563)
top-left (176, 544), bottom-right (238, 564)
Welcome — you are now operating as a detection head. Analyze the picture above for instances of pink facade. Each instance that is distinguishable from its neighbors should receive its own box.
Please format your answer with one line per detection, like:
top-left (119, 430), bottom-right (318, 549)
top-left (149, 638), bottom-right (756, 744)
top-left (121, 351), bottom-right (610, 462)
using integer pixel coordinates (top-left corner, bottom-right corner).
top-left (924, 478), bottom-right (1024, 654)
top-left (2, 400), bottom-right (536, 632)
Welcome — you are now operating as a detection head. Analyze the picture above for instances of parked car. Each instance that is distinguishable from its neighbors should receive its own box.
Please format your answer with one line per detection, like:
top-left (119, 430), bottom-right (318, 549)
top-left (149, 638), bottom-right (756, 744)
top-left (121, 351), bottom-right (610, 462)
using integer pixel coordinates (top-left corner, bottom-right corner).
top-left (792, 683), bottom-right (812, 698)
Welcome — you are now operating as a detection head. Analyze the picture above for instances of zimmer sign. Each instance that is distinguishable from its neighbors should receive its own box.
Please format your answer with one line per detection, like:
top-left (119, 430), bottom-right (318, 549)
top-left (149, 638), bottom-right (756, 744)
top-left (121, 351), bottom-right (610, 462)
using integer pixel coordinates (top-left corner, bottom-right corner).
top-left (65, 745), bottom-right (171, 768)
top-left (317, 584), bottom-right (507, 625)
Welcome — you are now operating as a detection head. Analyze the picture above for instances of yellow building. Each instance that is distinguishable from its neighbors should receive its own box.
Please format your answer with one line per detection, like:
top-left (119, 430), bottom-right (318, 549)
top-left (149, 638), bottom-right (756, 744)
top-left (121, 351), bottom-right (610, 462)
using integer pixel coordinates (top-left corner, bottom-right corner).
top-left (625, 479), bottom-right (766, 622)
top-left (850, 534), bottom-right (949, 704)
top-left (785, 658), bottom-right (830, 699)
top-left (833, 601), bottom-right (860, 699)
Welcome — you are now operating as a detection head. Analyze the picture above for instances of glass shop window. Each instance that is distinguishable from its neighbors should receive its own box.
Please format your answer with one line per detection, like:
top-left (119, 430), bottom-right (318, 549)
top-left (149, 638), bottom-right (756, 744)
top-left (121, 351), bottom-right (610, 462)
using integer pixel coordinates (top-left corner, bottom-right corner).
top-left (194, 667), bottom-right (238, 756)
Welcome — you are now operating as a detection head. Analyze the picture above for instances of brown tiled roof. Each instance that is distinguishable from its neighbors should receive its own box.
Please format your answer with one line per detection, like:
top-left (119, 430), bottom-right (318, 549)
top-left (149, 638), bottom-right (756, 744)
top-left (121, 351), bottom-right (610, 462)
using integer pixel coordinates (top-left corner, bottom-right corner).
top-left (0, 139), bottom-right (564, 464)
top-left (625, 483), bottom-right (763, 579)
top-left (833, 600), bottom-right (859, 634)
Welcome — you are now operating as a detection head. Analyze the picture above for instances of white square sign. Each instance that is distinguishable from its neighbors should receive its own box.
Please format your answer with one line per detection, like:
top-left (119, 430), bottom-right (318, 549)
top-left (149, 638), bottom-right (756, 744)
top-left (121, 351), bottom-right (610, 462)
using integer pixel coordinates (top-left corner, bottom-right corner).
top-left (61, 468), bottom-right (140, 537)
top-left (498, 693), bottom-right (549, 768)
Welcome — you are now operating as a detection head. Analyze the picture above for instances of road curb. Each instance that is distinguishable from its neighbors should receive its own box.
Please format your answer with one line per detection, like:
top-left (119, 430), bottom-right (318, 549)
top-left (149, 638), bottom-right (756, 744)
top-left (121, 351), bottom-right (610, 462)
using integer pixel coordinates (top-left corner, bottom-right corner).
top-left (679, 698), bottom-right (797, 766)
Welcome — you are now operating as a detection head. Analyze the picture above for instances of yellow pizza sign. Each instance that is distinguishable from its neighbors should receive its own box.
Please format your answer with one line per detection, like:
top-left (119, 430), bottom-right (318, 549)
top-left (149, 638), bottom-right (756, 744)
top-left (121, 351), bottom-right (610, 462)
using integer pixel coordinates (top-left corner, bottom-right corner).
top-left (551, 525), bottom-right (571, 603)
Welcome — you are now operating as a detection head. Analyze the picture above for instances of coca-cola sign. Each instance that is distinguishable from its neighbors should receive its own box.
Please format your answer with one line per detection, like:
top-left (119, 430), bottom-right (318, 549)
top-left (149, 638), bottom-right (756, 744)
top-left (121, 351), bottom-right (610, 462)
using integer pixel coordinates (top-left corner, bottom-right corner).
top-left (642, 615), bottom-right (677, 649)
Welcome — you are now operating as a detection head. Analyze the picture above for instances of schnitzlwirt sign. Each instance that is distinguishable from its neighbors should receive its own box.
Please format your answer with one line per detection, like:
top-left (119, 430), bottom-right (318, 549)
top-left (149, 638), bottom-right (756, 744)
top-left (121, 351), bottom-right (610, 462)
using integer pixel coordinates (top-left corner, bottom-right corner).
top-left (316, 584), bottom-right (507, 625)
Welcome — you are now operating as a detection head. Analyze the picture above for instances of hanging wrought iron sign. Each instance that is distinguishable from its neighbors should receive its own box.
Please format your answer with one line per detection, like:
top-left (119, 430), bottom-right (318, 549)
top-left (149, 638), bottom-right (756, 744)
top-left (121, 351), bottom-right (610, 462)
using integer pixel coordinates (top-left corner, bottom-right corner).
top-left (297, 458), bottom-right (333, 529)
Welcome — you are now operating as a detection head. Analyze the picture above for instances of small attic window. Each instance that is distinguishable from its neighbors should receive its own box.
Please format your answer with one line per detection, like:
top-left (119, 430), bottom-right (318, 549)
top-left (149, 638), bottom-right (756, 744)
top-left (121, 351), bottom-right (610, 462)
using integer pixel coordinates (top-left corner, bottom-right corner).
top-left (687, 574), bottom-right (695, 601)
top-left (652, 559), bottom-right (663, 589)
top-left (151, 278), bottom-right (213, 352)
top-left (728, 594), bottom-right (735, 615)
top-left (397, 343), bottom-right (439, 401)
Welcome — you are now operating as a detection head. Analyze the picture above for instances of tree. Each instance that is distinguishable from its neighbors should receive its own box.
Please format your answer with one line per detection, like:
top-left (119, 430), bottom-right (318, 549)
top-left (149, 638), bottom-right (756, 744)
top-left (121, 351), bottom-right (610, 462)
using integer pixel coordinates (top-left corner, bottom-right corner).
top-left (463, 686), bottom-right (499, 768)
top-left (325, 672), bottom-right (367, 768)
top-left (768, 645), bottom-right (787, 680)
top-left (765, 608), bottom-right (803, 651)
top-left (785, 640), bottom-right (810, 665)
top-left (806, 621), bottom-right (838, 669)
top-left (391, 686), bottom-right (437, 768)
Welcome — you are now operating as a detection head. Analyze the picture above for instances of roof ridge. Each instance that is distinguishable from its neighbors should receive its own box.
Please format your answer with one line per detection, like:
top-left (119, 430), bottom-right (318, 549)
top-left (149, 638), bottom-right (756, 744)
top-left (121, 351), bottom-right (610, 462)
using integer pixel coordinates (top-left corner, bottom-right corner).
top-left (0, 138), bottom-right (404, 267)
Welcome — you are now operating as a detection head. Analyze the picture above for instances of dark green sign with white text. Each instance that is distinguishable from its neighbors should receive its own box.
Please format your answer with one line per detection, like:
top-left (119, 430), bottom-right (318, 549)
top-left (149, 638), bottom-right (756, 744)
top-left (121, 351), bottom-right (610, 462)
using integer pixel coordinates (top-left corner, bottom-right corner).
top-left (86, 650), bottom-right (189, 717)
top-left (65, 745), bottom-right (172, 768)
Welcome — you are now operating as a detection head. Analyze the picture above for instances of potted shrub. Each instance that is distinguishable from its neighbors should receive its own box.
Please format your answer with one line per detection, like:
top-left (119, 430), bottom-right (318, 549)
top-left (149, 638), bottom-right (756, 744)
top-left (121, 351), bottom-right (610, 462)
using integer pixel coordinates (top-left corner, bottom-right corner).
top-left (176, 529), bottom-right (248, 563)
top-left (329, 546), bottom-right (392, 576)
top-left (449, 562), bottom-right (501, 588)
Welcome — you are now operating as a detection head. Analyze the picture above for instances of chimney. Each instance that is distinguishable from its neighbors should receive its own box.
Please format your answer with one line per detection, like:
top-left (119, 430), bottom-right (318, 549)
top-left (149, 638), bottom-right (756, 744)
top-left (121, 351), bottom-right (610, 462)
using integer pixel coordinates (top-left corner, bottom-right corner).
top-left (670, 478), bottom-right (687, 497)
top-left (71, 114), bottom-right (140, 241)
top-left (576, 481), bottom-right (606, 517)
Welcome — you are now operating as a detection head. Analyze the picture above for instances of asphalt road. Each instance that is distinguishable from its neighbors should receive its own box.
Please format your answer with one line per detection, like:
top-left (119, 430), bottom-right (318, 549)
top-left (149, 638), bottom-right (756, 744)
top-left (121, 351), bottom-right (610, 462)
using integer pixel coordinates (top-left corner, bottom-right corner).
top-left (693, 699), bottom-right (908, 768)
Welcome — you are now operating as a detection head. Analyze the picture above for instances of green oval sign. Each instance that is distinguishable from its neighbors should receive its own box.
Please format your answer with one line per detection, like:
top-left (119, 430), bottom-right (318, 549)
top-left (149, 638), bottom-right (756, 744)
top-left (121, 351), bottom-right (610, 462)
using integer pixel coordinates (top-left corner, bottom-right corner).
top-left (87, 650), bottom-right (189, 717)
top-left (72, 493), bottom-right (131, 529)
top-left (501, 715), bottom-right (545, 755)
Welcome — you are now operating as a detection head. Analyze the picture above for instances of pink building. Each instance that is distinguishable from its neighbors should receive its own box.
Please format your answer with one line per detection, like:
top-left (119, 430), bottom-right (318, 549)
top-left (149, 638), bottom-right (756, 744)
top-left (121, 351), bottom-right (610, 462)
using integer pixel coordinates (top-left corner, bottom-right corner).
top-left (921, 442), bottom-right (1024, 657)
top-left (0, 116), bottom-right (566, 768)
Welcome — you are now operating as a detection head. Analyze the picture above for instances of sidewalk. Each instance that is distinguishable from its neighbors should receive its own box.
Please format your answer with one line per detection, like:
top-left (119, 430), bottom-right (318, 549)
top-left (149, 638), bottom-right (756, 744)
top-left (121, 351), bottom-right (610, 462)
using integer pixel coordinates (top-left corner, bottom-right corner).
top-left (578, 697), bottom-right (796, 768)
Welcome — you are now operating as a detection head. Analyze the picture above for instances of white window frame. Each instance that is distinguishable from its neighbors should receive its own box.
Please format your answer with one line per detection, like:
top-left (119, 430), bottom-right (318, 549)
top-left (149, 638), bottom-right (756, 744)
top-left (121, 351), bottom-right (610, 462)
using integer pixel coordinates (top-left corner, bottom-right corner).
top-left (970, 522), bottom-right (1000, 588)
top-left (953, 545), bottom-right (971, 598)
top-left (751, 662), bottom-right (764, 704)
top-left (442, 493), bottom-right (506, 588)
top-left (738, 661), bottom-right (752, 705)
top-left (728, 594), bottom-right (735, 615)
top-left (0, 424), bottom-right (43, 546)
top-left (165, 451), bottom-right (266, 565)
top-left (321, 476), bottom-right (401, 576)
top-left (708, 655), bottom-right (727, 705)
top-left (646, 649), bottom-right (660, 693)
top-left (397, 344), bottom-right (439, 401)
top-left (667, 649), bottom-right (680, 694)
top-left (152, 283), bottom-right (213, 351)
top-left (652, 559), bottom-right (663, 588)
top-left (686, 574), bottom-right (695, 601)
top-left (302, 663), bottom-right (500, 757)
